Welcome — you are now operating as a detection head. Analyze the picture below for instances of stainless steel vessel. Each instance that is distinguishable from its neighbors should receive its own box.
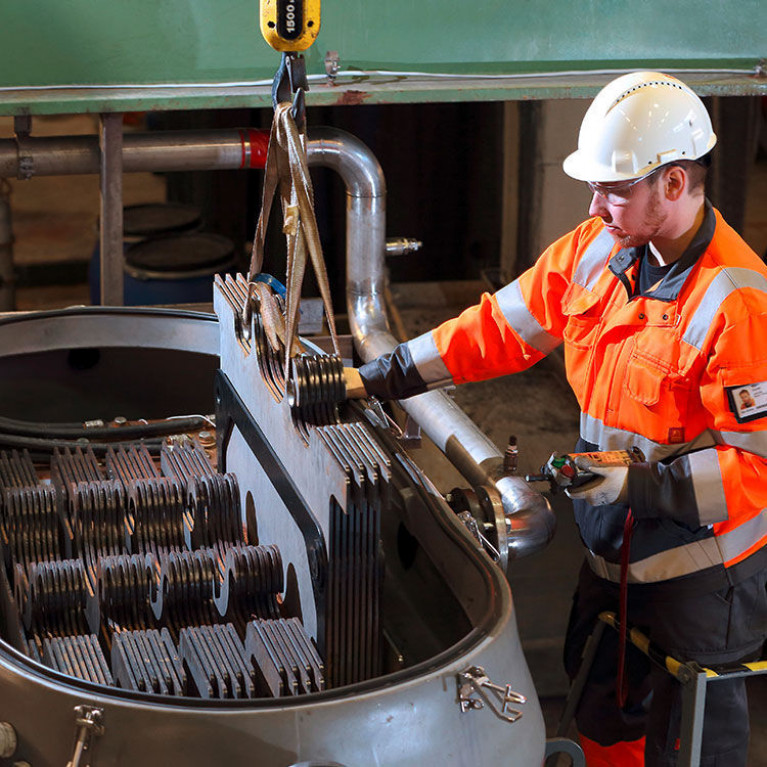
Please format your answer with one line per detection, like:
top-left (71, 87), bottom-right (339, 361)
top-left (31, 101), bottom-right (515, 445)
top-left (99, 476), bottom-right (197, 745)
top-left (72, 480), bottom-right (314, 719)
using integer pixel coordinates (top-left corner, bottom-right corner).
top-left (0, 306), bottom-right (545, 766)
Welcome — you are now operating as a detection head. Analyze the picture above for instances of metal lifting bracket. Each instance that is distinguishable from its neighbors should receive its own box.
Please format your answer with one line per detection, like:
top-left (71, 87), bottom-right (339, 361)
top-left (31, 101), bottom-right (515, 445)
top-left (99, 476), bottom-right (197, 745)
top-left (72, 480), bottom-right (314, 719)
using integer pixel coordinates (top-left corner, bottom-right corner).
top-left (66, 705), bottom-right (105, 767)
top-left (457, 665), bottom-right (526, 723)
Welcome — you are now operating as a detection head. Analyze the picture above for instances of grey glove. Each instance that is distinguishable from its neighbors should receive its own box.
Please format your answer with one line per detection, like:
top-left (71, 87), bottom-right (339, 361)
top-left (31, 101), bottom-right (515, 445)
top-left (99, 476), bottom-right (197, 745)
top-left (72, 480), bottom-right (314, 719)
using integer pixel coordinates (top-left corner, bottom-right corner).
top-left (564, 454), bottom-right (629, 506)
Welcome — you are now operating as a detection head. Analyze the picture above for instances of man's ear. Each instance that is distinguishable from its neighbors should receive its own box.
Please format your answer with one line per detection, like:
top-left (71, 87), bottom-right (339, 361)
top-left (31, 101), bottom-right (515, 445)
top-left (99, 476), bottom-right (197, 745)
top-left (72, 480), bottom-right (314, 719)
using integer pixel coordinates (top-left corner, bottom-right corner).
top-left (663, 165), bottom-right (686, 201)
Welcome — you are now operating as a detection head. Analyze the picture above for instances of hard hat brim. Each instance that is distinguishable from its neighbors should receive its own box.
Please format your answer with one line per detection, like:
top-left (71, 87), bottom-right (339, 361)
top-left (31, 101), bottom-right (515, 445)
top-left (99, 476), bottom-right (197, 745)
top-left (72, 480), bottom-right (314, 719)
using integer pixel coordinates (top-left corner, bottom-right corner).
top-left (562, 149), bottom-right (650, 184)
top-left (563, 134), bottom-right (716, 184)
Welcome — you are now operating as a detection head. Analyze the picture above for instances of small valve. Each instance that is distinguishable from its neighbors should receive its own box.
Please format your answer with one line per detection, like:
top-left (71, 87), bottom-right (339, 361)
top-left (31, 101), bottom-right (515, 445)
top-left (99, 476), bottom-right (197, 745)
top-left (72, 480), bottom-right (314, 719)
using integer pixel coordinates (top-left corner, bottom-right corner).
top-left (502, 435), bottom-right (518, 476)
top-left (526, 448), bottom-right (645, 493)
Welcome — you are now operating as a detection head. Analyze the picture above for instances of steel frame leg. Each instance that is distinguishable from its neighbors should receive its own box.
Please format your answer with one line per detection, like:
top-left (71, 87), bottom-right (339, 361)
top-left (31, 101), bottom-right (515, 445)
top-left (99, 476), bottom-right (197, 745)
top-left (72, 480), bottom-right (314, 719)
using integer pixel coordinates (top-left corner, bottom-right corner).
top-left (556, 618), bottom-right (608, 738)
top-left (544, 620), bottom-right (607, 767)
top-left (677, 668), bottom-right (707, 767)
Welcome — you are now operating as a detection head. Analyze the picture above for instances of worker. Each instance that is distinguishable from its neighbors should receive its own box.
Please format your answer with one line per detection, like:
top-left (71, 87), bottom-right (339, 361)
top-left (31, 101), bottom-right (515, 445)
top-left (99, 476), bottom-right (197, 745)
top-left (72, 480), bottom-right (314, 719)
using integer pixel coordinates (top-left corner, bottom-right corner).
top-left (344, 71), bottom-right (767, 766)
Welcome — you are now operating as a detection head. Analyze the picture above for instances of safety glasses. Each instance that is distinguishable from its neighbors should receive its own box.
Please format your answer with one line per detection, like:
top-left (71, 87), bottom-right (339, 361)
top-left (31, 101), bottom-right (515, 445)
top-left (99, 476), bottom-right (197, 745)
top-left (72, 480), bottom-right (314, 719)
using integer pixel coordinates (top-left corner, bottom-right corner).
top-left (586, 166), bottom-right (663, 204)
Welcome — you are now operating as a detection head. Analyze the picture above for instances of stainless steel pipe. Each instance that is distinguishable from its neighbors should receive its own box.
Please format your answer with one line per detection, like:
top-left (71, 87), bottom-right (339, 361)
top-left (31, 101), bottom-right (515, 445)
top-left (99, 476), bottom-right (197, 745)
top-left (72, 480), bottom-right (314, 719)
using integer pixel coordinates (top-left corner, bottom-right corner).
top-left (0, 124), bottom-right (554, 562)
top-left (307, 127), bottom-right (555, 564)
top-left (0, 130), bottom-right (265, 177)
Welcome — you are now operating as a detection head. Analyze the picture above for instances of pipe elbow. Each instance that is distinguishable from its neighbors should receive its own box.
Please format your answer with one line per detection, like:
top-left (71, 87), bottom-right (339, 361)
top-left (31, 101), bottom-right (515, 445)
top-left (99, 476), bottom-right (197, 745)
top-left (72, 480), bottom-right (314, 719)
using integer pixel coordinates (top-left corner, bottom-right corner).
top-left (496, 475), bottom-right (556, 560)
top-left (307, 127), bottom-right (386, 198)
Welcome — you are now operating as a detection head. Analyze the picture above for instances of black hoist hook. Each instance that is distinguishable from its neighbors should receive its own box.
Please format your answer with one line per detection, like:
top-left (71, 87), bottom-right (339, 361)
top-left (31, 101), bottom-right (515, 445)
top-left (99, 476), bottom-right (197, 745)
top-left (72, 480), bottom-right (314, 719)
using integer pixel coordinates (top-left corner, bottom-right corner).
top-left (271, 52), bottom-right (309, 132)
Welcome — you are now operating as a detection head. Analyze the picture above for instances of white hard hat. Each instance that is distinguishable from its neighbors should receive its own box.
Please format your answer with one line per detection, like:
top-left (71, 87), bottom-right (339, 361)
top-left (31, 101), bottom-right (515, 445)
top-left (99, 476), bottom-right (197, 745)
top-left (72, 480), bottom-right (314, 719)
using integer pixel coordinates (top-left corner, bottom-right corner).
top-left (563, 71), bottom-right (717, 182)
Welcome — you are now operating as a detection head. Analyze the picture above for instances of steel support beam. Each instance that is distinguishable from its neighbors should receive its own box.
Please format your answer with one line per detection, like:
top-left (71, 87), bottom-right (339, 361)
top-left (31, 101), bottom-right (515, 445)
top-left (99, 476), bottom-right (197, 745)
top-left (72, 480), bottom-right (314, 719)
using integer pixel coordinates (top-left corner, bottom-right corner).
top-left (98, 113), bottom-right (124, 306)
top-left (0, 184), bottom-right (14, 311)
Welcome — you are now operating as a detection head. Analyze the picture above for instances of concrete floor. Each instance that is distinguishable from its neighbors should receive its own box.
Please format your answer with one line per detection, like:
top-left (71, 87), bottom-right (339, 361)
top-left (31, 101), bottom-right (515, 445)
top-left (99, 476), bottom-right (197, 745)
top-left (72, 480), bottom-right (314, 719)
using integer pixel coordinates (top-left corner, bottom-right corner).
top-left (1, 112), bottom-right (766, 762)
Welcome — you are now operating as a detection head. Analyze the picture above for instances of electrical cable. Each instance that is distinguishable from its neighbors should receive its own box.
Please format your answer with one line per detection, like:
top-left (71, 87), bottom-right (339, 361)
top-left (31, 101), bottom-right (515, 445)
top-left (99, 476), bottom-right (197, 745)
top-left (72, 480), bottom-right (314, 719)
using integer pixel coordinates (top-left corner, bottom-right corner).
top-left (0, 433), bottom-right (165, 455)
top-left (0, 66), bottom-right (758, 93)
top-left (616, 509), bottom-right (636, 709)
top-left (0, 414), bottom-right (212, 441)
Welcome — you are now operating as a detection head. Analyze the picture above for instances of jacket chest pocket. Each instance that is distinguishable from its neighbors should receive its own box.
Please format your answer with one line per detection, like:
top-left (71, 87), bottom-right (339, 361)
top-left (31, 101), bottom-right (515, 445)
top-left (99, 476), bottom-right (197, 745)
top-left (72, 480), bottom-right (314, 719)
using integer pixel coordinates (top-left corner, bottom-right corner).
top-left (562, 282), bottom-right (602, 346)
top-left (626, 353), bottom-right (665, 405)
top-left (625, 346), bottom-right (691, 411)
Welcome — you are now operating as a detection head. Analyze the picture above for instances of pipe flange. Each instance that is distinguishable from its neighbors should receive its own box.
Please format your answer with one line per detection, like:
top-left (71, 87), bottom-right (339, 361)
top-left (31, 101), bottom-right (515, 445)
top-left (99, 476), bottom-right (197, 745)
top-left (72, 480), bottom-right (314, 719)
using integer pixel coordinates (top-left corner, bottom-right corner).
top-left (475, 484), bottom-right (509, 574)
top-left (447, 485), bottom-right (509, 572)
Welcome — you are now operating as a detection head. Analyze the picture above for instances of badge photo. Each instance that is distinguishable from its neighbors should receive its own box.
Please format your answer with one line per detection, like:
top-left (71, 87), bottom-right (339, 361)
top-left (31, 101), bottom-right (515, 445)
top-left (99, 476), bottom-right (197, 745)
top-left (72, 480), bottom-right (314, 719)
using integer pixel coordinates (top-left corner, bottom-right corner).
top-left (727, 382), bottom-right (767, 423)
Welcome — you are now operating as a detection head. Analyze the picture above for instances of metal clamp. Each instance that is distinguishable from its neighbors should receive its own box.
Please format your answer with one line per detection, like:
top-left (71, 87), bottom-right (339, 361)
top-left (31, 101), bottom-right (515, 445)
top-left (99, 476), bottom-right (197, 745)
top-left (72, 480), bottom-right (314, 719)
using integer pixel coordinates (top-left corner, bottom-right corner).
top-left (66, 705), bottom-right (104, 767)
top-left (15, 141), bottom-right (34, 181)
top-left (324, 50), bottom-right (340, 80)
top-left (362, 398), bottom-right (404, 440)
top-left (13, 117), bottom-right (35, 181)
top-left (457, 666), bottom-right (526, 723)
top-left (456, 511), bottom-right (501, 561)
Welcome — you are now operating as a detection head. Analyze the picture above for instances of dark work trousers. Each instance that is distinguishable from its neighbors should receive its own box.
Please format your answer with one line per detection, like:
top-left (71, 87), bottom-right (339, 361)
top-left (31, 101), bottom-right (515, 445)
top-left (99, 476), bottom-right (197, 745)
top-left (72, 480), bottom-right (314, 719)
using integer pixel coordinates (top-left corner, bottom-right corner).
top-left (564, 559), bottom-right (767, 766)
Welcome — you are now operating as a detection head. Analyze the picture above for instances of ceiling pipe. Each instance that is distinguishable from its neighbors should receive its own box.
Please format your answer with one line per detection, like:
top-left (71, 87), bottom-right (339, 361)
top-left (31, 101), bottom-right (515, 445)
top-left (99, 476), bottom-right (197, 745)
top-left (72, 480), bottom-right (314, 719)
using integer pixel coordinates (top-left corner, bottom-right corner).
top-left (0, 124), bottom-right (554, 564)
top-left (0, 129), bottom-right (271, 177)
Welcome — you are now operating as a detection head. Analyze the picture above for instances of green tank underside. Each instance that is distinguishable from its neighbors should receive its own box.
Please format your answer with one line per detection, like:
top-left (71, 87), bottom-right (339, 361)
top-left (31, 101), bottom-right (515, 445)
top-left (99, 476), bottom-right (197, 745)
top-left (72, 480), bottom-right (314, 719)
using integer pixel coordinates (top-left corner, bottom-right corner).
top-left (0, 0), bottom-right (764, 113)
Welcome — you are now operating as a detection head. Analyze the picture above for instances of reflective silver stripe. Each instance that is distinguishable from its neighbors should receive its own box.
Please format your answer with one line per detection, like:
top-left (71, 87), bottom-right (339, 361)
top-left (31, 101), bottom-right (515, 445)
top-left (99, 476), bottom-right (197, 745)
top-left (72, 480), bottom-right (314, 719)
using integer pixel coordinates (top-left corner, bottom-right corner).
top-left (720, 429), bottom-right (767, 460)
top-left (586, 538), bottom-right (721, 583)
top-left (406, 331), bottom-right (453, 387)
top-left (573, 228), bottom-right (615, 291)
top-left (717, 509), bottom-right (767, 562)
top-left (495, 280), bottom-right (561, 355)
top-left (493, 229), bottom-right (612, 352)
top-left (688, 449), bottom-right (727, 524)
top-left (585, 509), bottom-right (767, 583)
top-left (683, 268), bottom-right (767, 351)
top-left (580, 412), bottom-right (718, 462)
top-left (582, 414), bottom-right (767, 462)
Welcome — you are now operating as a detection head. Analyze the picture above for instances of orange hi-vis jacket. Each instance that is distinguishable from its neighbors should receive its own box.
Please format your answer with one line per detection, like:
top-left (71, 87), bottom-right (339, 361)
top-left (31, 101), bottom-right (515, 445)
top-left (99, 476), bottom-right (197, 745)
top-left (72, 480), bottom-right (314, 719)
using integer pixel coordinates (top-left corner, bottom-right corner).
top-left (360, 204), bottom-right (767, 585)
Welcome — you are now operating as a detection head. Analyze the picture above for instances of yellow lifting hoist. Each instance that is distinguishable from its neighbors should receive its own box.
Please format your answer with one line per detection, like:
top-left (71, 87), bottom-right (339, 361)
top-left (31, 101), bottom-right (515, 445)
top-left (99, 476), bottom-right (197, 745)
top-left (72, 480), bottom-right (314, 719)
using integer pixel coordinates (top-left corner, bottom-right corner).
top-left (260, 0), bottom-right (321, 54)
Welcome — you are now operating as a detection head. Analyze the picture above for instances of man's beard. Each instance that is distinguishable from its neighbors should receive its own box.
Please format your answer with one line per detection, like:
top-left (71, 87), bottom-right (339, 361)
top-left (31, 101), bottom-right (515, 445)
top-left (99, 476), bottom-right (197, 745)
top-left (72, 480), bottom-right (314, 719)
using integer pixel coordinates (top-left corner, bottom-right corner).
top-left (617, 188), bottom-right (666, 249)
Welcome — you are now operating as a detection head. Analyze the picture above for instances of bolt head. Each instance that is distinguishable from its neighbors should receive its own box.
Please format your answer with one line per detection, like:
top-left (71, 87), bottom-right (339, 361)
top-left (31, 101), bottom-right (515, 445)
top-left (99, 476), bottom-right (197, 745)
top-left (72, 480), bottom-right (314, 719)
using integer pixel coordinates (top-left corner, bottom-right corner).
top-left (0, 722), bottom-right (17, 758)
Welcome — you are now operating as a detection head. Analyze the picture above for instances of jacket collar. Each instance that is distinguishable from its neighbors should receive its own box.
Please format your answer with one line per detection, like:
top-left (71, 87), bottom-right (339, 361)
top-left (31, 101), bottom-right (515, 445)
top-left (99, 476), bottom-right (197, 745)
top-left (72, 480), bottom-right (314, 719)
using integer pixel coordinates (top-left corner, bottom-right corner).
top-left (607, 201), bottom-right (716, 301)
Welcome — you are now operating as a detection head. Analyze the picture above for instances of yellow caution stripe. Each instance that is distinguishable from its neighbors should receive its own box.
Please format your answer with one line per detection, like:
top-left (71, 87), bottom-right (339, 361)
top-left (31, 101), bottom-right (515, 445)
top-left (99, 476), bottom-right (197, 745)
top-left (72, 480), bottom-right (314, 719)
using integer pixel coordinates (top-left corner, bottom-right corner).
top-left (597, 611), bottom-right (767, 682)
